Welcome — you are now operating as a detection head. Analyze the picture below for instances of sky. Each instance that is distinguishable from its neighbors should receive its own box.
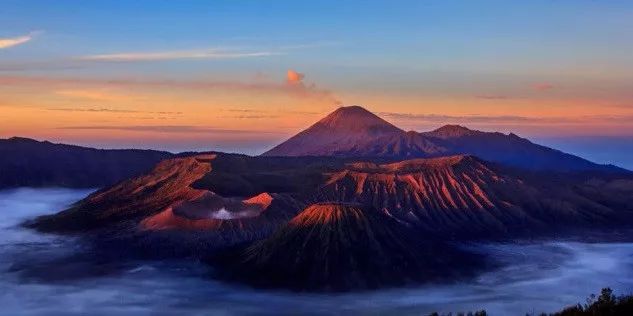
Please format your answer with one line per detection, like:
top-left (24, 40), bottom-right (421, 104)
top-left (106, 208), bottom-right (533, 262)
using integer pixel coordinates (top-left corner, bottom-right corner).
top-left (1, 0), bottom-right (632, 166)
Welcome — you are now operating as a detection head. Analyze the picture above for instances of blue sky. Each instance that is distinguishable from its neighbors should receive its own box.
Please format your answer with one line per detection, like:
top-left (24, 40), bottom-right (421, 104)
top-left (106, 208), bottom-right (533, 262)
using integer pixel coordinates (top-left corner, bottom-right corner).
top-left (1, 1), bottom-right (632, 168)
top-left (4, 0), bottom-right (633, 80)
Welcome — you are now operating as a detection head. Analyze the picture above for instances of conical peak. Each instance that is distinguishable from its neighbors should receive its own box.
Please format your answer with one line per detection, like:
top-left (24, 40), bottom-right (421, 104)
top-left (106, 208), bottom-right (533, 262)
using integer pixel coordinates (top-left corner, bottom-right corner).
top-left (316, 105), bottom-right (402, 134)
top-left (289, 202), bottom-right (372, 226)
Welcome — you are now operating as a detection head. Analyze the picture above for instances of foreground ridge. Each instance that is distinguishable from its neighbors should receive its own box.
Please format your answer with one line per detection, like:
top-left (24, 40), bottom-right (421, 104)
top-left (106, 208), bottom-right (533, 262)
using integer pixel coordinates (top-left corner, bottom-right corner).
top-left (214, 202), bottom-right (484, 291)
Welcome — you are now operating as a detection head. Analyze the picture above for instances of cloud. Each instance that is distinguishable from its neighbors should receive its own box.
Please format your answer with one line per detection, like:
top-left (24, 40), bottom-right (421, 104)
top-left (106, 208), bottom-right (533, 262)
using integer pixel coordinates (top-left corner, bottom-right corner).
top-left (286, 69), bottom-right (305, 85)
top-left (227, 109), bottom-right (264, 113)
top-left (47, 107), bottom-right (183, 115)
top-left (56, 125), bottom-right (279, 135)
top-left (284, 69), bottom-right (341, 105)
top-left (223, 108), bottom-right (319, 118)
top-left (532, 83), bottom-right (555, 91)
top-left (380, 112), bottom-right (551, 124)
top-left (379, 111), bottom-right (633, 126)
top-left (0, 32), bottom-right (37, 49)
top-left (0, 72), bottom-right (342, 105)
top-left (225, 115), bottom-right (281, 119)
top-left (475, 95), bottom-right (513, 100)
top-left (77, 49), bottom-right (276, 62)
top-left (0, 42), bottom-right (329, 71)
top-left (47, 108), bottom-right (141, 113)
top-left (54, 89), bottom-right (134, 102)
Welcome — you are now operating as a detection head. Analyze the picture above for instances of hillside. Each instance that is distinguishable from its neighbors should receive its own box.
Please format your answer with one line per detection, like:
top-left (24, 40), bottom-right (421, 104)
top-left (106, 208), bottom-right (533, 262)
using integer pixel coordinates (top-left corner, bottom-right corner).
top-left (0, 137), bottom-right (173, 189)
top-left (214, 202), bottom-right (484, 291)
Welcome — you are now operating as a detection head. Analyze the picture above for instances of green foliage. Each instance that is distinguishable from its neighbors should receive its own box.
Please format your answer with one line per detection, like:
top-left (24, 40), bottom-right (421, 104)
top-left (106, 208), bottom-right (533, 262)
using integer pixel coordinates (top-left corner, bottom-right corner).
top-left (430, 288), bottom-right (633, 316)
top-left (539, 288), bottom-right (633, 316)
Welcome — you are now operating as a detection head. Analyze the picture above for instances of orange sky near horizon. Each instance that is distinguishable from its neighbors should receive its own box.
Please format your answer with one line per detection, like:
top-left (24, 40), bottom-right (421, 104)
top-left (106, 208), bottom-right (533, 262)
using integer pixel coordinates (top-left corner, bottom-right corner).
top-left (2, 1), bottom-right (633, 155)
top-left (1, 70), bottom-right (632, 153)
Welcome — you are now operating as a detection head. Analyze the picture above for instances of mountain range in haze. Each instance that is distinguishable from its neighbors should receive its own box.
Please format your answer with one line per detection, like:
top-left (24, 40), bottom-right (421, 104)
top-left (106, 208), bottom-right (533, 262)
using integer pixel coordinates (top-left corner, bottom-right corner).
top-left (0, 137), bottom-right (173, 189)
top-left (264, 106), bottom-right (624, 172)
top-left (1, 106), bottom-right (627, 190)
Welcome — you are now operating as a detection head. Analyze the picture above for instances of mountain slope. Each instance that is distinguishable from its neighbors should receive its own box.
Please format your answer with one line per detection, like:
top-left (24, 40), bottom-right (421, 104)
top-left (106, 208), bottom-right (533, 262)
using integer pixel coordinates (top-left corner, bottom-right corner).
top-left (263, 106), bottom-right (625, 172)
top-left (0, 137), bottom-right (173, 189)
top-left (215, 202), bottom-right (483, 291)
top-left (421, 125), bottom-right (617, 172)
top-left (263, 105), bottom-right (403, 157)
top-left (316, 155), bottom-right (633, 237)
top-left (28, 154), bottom-right (215, 232)
top-left (29, 152), bottom-right (633, 239)
top-left (26, 153), bottom-right (320, 235)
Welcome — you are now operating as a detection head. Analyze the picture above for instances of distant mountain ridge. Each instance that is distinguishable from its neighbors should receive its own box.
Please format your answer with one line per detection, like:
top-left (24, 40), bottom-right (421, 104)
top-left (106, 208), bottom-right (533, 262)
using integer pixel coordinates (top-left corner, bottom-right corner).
top-left (263, 106), bottom-right (626, 173)
top-left (2, 106), bottom-right (628, 191)
top-left (0, 137), bottom-right (173, 189)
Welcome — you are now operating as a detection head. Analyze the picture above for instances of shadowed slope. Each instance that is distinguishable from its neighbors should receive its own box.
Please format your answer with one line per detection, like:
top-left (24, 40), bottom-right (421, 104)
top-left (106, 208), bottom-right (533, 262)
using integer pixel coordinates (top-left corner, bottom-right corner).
top-left (0, 137), bottom-right (173, 189)
top-left (421, 125), bottom-right (620, 172)
top-left (217, 202), bottom-right (483, 291)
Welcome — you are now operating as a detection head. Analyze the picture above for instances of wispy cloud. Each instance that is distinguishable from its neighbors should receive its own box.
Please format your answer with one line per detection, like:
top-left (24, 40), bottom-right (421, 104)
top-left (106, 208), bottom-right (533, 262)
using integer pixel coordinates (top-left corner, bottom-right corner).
top-left (48, 108), bottom-right (141, 113)
top-left (475, 94), bottom-right (513, 100)
top-left (0, 41), bottom-right (329, 71)
top-left (222, 108), bottom-right (320, 119)
top-left (277, 41), bottom-right (341, 50)
top-left (532, 82), bottom-right (556, 91)
top-left (379, 112), bottom-right (633, 125)
top-left (54, 89), bottom-right (135, 102)
top-left (0, 32), bottom-right (38, 49)
top-left (0, 72), bottom-right (341, 105)
top-left (56, 125), bottom-right (279, 135)
top-left (77, 49), bottom-right (276, 62)
top-left (380, 112), bottom-right (551, 124)
top-left (224, 114), bottom-right (281, 119)
top-left (47, 107), bottom-right (183, 115)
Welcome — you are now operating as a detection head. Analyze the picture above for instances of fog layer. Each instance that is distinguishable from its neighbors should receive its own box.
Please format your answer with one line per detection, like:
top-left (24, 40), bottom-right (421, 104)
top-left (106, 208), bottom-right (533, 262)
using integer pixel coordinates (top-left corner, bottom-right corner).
top-left (1, 188), bottom-right (633, 315)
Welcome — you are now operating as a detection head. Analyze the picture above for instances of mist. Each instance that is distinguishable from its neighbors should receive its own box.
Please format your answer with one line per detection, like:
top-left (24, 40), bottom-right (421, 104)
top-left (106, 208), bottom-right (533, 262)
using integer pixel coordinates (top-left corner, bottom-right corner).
top-left (2, 188), bottom-right (633, 315)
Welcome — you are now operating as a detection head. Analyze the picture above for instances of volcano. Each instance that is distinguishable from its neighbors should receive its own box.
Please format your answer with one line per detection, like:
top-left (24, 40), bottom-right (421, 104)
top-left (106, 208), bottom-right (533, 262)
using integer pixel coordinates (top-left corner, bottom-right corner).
top-left (21, 105), bottom-right (633, 292)
top-left (28, 152), bottom-right (633, 239)
top-left (263, 105), bottom-right (403, 157)
top-left (215, 202), bottom-right (483, 291)
top-left (264, 106), bottom-right (625, 172)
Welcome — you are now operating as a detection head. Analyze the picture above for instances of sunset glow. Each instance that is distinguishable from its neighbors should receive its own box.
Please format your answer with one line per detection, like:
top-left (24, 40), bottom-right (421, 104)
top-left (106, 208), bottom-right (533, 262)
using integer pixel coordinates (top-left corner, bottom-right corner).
top-left (1, 1), bottom-right (632, 155)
